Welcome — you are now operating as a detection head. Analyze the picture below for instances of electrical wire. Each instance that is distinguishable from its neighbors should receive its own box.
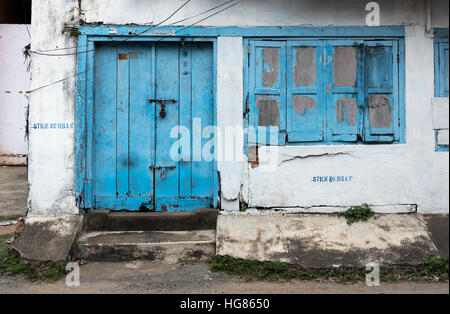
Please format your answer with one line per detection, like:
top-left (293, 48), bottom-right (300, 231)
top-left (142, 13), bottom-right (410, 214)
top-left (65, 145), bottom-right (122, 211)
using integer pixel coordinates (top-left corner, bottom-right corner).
top-left (28, 0), bottom-right (243, 93)
top-left (30, 0), bottom-right (192, 56)
top-left (31, 0), bottom-right (237, 55)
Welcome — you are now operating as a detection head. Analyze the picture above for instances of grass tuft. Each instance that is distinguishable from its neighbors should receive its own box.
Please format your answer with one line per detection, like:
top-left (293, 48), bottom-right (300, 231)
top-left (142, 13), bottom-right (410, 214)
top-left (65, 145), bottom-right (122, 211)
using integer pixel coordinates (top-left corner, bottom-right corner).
top-left (332, 203), bottom-right (377, 225)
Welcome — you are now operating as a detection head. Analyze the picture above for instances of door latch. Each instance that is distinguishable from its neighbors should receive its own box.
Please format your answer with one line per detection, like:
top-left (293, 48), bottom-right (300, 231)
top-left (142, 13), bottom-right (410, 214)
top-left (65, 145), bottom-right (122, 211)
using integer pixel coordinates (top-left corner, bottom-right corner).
top-left (149, 163), bottom-right (176, 181)
top-left (149, 164), bottom-right (177, 170)
top-left (148, 99), bottom-right (177, 119)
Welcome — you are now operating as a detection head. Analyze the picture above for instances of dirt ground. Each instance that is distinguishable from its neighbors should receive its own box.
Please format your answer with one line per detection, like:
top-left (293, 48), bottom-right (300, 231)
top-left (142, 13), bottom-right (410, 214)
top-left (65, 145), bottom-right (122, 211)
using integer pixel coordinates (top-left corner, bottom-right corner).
top-left (0, 224), bottom-right (16, 236)
top-left (0, 166), bottom-right (28, 220)
top-left (0, 261), bottom-right (448, 294)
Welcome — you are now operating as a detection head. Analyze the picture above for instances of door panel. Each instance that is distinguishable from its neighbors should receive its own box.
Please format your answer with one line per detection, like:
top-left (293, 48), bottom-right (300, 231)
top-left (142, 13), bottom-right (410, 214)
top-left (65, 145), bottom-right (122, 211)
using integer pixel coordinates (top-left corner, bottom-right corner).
top-left (94, 45), bottom-right (117, 199)
top-left (286, 41), bottom-right (324, 143)
top-left (326, 40), bottom-right (365, 142)
top-left (190, 43), bottom-right (214, 199)
top-left (154, 42), bottom-right (214, 212)
top-left (363, 40), bottom-right (398, 142)
top-left (248, 41), bottom-right (287, 146)
top-left (154, 42), bottom-right (181, 210)
top-left (116, 47), bottom-right (131, 197)
top-left (93, 42), bottom-right (214, 212)
top-left (94, 44), bottom-right (155, 210)
top-left (129, 45), bottom-right (154, 198)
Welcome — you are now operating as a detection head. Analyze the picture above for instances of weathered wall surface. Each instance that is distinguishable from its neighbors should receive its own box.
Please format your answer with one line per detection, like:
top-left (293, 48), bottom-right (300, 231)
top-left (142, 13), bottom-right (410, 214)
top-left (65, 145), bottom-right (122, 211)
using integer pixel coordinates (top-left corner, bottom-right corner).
top-left (29, 0), bottom-right (449, 216)
top-left (28, 0), bottom-right (79, 216)
top-left (0, 25), bottom-right (30, 165)
top-left (80, 0), bottom-right (446, 28)
top-left (216, 213), bottom-right (439, 267)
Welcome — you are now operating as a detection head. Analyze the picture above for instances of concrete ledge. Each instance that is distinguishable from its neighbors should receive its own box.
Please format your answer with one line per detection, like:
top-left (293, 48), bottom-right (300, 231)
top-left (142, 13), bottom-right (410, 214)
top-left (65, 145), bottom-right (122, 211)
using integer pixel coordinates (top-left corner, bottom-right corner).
top-left (83, 209), bottom-right (218, 232)
top-left (76, 230), bottom-right (216, 263)
top-left (13, 215), bottom-right (83, 262)
top-left (216, 214), bottom-right (439, 268)
top-left (0, 155), bottom-right (27, 166)
top-left (424, 214), bottom-right (449, 259)
top-left (226, 205), bottom-right (417, 214)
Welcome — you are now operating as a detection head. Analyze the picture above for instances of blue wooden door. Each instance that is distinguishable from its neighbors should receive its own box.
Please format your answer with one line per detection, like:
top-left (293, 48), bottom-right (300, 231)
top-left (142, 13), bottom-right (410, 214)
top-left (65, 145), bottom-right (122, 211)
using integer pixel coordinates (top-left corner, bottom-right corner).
top-left (93, 42), bottom-right (215, 212)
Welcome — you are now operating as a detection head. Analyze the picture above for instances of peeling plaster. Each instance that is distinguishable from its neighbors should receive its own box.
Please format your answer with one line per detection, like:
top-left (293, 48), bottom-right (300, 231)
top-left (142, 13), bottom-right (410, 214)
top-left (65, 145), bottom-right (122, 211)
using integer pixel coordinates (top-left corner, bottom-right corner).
top-left (262, 48), bottom-right (279, 87)
top-left (293, 47), bottom-right (316, 87)
top-left (256, 96), bottom-right (280, 126)
top-left (333, 47), bottom-right (357, 87)
top-left (293, 95), bottom-right (316, 115)
top-left (336, 96), bottom-right (358, 126)
top-left (369, 94), bottom-right (393, 128)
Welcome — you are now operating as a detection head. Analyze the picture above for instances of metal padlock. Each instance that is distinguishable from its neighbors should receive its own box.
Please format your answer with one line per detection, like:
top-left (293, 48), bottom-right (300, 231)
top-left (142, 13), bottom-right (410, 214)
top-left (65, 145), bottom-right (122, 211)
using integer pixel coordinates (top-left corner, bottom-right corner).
top-left (160, 169), bottom-right (167, 180)
top-left (159, 104), bottom-right (167, 118)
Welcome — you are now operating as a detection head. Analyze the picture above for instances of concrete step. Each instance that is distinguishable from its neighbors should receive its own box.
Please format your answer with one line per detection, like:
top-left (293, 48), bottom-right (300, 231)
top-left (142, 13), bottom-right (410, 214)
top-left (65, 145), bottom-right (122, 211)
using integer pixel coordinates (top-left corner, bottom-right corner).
top-left (75, 230), bottom-right (216, 263)
top-left (82, 209), bottom-right (218, 232)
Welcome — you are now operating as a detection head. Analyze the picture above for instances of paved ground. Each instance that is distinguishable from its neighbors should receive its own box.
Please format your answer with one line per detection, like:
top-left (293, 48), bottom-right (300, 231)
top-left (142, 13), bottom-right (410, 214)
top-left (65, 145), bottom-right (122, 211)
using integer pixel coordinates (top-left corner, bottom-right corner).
top-left (0, 262), bottom-right (448, 294)
top-left (0, 166), bottom-right (27, 220)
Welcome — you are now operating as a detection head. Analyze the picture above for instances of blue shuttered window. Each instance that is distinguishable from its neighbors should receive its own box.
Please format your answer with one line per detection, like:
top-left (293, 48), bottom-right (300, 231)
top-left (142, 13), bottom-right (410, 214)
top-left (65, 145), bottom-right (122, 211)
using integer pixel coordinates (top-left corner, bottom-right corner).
top-left (435, 41), bottom-right (449, 98)
top-left (434, 30), bottom-right (449, 151)
top-left (246, 38), bottom-right (403, 146)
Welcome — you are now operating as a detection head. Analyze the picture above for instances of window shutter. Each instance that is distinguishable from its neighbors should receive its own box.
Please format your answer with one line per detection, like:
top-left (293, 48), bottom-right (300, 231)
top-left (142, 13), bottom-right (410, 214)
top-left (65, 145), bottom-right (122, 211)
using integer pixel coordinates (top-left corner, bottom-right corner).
top-left (438, 42), bottom-right (449, 97)
top-left (363, 40), bottom-right (399, 142)
top-left (286, 41), bottom-right (325, 143)
top-left (326, 40), bottom-right (365, 142)
top-left (248, 41), bottom-right (286, 146)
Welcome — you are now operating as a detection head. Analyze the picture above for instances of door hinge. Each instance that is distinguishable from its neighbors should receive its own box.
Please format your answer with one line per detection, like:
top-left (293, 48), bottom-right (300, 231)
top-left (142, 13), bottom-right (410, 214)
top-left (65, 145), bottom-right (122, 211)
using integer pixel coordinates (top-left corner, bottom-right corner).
top-left (244, 94), bottom-right (250, 118)
top-left (246, 45), bottom-right (250, 64)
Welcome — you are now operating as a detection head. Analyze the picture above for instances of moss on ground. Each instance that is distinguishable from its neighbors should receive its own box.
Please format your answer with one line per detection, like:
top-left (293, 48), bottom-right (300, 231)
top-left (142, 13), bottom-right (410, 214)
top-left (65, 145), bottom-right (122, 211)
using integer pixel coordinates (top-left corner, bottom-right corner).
top-left (211, 255), bottom-right (449, 283)
top-left (0, 232), bottom-right (69, 282)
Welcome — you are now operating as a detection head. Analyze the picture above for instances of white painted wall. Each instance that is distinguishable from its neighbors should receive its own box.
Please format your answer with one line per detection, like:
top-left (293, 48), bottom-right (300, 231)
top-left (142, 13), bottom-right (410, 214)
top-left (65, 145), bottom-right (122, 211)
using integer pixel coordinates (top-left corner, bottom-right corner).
top-left (28, 0), bottom-right (79, 216)
top-left (217, 37), bottom-right (244, 212)
top-left (0, 24), bottom-right (30, 165)
top-left (80, 0), bottom-right (446, 28)
top-left (29, 0), bottom-right (449, 216)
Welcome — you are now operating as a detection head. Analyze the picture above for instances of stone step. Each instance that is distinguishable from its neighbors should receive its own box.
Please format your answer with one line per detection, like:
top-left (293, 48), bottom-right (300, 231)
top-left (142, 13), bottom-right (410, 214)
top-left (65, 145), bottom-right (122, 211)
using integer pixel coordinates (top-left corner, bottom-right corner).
top-left (82, 209), bottom-right (218, 232)
top-left (74, 230), bottom-right (216, 263)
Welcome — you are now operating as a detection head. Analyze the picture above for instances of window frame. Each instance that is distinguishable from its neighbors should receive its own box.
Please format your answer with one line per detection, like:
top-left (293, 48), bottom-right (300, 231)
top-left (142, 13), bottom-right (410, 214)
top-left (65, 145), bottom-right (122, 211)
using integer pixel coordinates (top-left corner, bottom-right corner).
top-left (243, 36), bottom-right (406, 149)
